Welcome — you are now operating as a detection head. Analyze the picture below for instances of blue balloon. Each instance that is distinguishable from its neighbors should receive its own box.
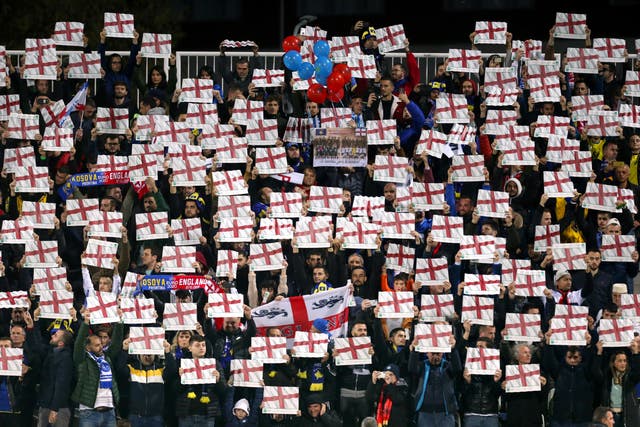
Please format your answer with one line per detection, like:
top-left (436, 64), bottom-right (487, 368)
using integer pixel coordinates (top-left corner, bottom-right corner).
top-left (314, 57), bottom-right (333, 78)
top-left (283, 50), bottom-right (302, 71)
top-left (315, 73), bottom-right (327, 86)
top-left (298, 61), bottom-right (315, 80)
top-left (313, 40), bottom-right (330, 58)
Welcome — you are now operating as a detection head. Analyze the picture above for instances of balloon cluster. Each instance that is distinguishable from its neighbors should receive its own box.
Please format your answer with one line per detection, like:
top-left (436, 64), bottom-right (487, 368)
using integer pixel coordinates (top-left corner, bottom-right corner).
top-left (281, 35), bottom-right (352, 104)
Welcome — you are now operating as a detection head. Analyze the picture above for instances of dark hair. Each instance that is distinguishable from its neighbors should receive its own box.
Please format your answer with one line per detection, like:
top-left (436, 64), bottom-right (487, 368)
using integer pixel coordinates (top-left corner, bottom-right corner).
top-left (592, 406), bottom-right (612, 423)
top-left (189, 334), bottom-right (206, 345)
top-left (259, 280), bottom-right (277, 290)
top-left (147, 65), bottom-right (167, 89)
top-left (144, 244), bottom-right (162, 260)
top-left (604, 302), bottom-right (619, 313)
top-left (58, 330), bottom-right (73, 347)
top-left (141, 95), bottom-right (155, 108)
top-left (109, 53), bottom-right (123, 67)
top-left (389, 327), bottom-right (405, 339)
top-left (393, 273), bottom-right (409, 283)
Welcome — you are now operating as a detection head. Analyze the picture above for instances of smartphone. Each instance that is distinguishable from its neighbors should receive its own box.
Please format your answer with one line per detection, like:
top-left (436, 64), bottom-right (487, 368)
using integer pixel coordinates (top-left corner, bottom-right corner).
top-left (37, 98), bottom-right (49, 105)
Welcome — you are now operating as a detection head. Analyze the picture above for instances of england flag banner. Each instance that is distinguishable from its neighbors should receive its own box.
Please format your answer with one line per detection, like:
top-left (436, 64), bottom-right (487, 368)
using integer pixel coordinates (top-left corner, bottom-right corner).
top-left (129, 327), bottom-right (165, 355)
top-left (554, 304), bottom-right (589, 321)
top-left (294, 216), bottom-right (333, 249)
top-left (104, 12), bottom-right (135, 38)
top-left (231, 359), bottom-right (263, 388)
top-left (601, 234), bottom-right (636, 263)
top-left (484, 109), bottom-right (518, 135)
top-left (211, 170), bottom-right (249, 196)
top-left (258, 218), bottom-right (294, 241)
top-left (373, 155), bottom-right (409, 184)
top-left (474, 21), bottom-right (507, 44)
top-left (624, 71), bottom-right (640, 97)
top-left (367, 120), bottom-right (397, 145)
top-left (217, 218), bottom-right (253, 243)
top-left (330, 36), bottom-right (362, 61)
top-left (581, 182), bottom-right (620, 213)
top-left (546, 136), bottom-right (580, 164)
top-left (270, 191), bottom-right (303, 218)
top-left (385, 243), bottom-right (415, 274)
top-left (135, 212), bottom-right (169, 241)
top-left (462, 295), bottom-right (494, 326)
top-left (251, 336), bottom-right (288, 364)
top-left (24, 240), bottom-right (58, 268)
top-left (504, 313), bottom-right (542, 342)
top-left (21, 201), bottom-right (56, 229)
top-left (15, 166), bottom-right (49, 193)
top-left (96, 108), bottom-right (129, 135)
top-left (39, 290), bottom-right (74, 319)
top-left (476, 189), bottom-right (509, 219)
top-left (292, 331), bottom-right (329, 358)
top-left (308, 185), bottom-right (343, 214)
top-left (562, 151), bottom-right (593, 178)
top-left (0, 348), bottom-right (23, 377)
top-left (163, 302), bottom-right (198, 331)
top-left (67, 53), bottom-right (102, 79)
top-left (420, 294), bottom-right (455, 322)
top-left (88, 211), bottom-right (123, 238)
top-left (0, 219), bottom-right (34, 244)
top-left (213, 137), bottom-right (248, 163)
top-left (549, 317), bottom-right (588, 346)
top-left (351, 196), bottom-right (385, 218)
top-left (0, 291), bottom-right (30, 309)
top-left (554, 12), bottom-right (587, 39)
top-left (375, 24), bottom-right (406, 53)
top-left (619, 104), bottom-right (640, 129)
top-left (377, 291), bottom-right (415, 319)
top-left (231, 99), bottom-right (263, 125)
top-left (0, 95), bottom-right (20, 121)
top-left (451, 155), bottom-right (485, 182)
top-left (333, 337), bottom-right (372, 366)
top-left (215, 250), bottom-right (238, 278)
top-left (460, 235), bottom-right (496, 261)
top-left (415, 257), bottom-right (449, 286)
top-left (534, 115), bottom-right (570, 138)
top-left (464, 274), bottom-right (501, 296)
top-left (161, 246), bottom-right (196, 273)
top-left (198, 123), bottom-right (234, 149)
top-left (179, 78), bottom-right (213, 103)
top-left (435, 94), bottom-right (470, 124)
top-left (119, 297), bottom-right (156, 324)
top-left (140, 33), bottom-right (172, 58)
top-left (245, 119), bottom-right (278, 145)
top-left (347, 55), bottom-right (377, 79)
top-left (412, 182), bottom-right (445, 211)
top-left (500, 259), bottom-right (531, 286)
top-left (447, 49), bottom-right (482, 73)
top-left (598, 318), bottom-right (635, 347)
top-left (415, 129), bottom-right (448, 158)
top-left (620, 294), bottom-right (640, 321)
top-left (447, 124), bottom-right (476, 146)
top-left (465, 347), bottom-right (501, 375)
top-left (594, 38), bottom-right (626, 63)
top-left (252, 69), bottom-right (285, 88)
top-left (181, 358), bottom-right (217, 384)
top-left (534, 224), bottom-right (560, 252)
top-left (564, 48), bottom-right (599, 74)
top-left (431, 215), bottom-right (464, 244)
top-left (86, 292), bottom-right (120, 324)
top-left (571, 95), bottom-right (605, 122)
top-left (377, 211), bottom-right (414, 240)
top-left (186, 103), bottom-right (218, 127)
top-left (262, 386), bottom-right (299, 415)
top-left (544, 171), bottom-right (575, 198)
top-left (83, 239), bottom-right (118, 270)
top-left (250, 242), bottom-right (285, 271)
top-left (514, 270), bottom-right (547, 297)
top-left (552, 243), bottom-right (586, 271)
top-left (128, 155), bottom-right (158, 182)
top-left (42, 127), bottom-right (74, 152)
top-left (32, 267), bottom-right (67, 295)
top-left (207, 293), bottom-right (244, 318)
top-left (414, 323), bottom-right (452, 353)
top-left (52, 21), bottom-right (84, 46)
top-left (23, 54), bottom-right (57, 80)
top-left (505, 364), bottom-right (541, 393)
top-left (131, 143), bottom-right (164, 167)
top-left (217, 195), bottom-right (251, 219)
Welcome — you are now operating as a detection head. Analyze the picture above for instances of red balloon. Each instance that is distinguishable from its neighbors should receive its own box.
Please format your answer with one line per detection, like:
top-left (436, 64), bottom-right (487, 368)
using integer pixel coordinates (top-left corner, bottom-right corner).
top-left (326, 72), bottom-right (344, 92)
top-left (327, 87), bottom-right (344, 103)
top-left (282, 35), bottom-right (301, 52)
top-left (333, 63), bottom-right (352, 82)
top-left (308, 83), bottom-right (327, 104)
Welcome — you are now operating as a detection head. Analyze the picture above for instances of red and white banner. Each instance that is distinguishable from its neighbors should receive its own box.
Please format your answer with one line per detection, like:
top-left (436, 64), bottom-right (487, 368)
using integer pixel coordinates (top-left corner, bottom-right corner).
top-left (340, 219), bottom-right (378, 250)
top-left (161, 246), bottom-right (195, 273)
top-left (214, 137), bottom-right (248, 164)
top-left (250, 336), bottom-right (288, 363)
top-left (543, 171), bottom-right (575, 198)
top-left (300, 26), bottom-right (327, 41)
top-left (474, 21), bottom-right (507, 44)
top-left (245, 119), bottom-right (278, 145)
top-left (153, 121), bottom-right (191, 145)
top-left (571, 95), bottom-right (605, 122)
top-left (447, 49), bottom-right (481, 73)
top-left (21, 201), bottom-right (55, 229)
top-left (484, 109), bottom-right (518, 135)
top-left (618, 104), bottom-right (640, 129)
top-left (534, 115), bottom-right (570, 138)
top-left (0, 347), bottom-right (23, 377)
top-left (485, 85), bottom-right (520, 107)
top-left (554, 12), bottom-right (587, 39)
top-left (294, 216), bottom-right (333, 248)
top-left (462, 295), bottom-right (494, 326)
top-left (140, 33), bottom-right (172, 58)
top-left (308, 185), bottom-right (343, 214)
top-left (412, 182), bottom-right (445, 211)
top-left (215, 250), bottom-right (238, 278)
top-left (129, 326), bottom-right (165, 355)
top-left (562, 151), bottom-right (593, 178)
top-left (88, 211), bottom-right (123, 238)
top-left (104, 12), bottom-right (135, 38)
top-left (68, 53), bottom-right (101, 79)
top-left (217, 195), bottom-right (251, 219)
top-left (415, 257), bottom-right (449, 286)
top-left (52, 21), bottom-right (84, 46)
top-left (230, 359), bottom-right (263, 388)
top-left (24, 240), bottom-right (58, 268)
top-left (181, 358), bottom-right (217, 384)
top-left (415, 323), bottom-right (452, 353)
top-left (377, 211), bottom-right (414, 240)
top-left (581, 182), bottom-right (620, 213)
top-left (163, 302), bottom-right (198, 330)
top-left (546, 136), bottom-right (579, 164)
top-left (435, 94), bottom-right (470, 124)
top-left (514, 270), bottom-right (546, 297)
top-left (330, 36), bottom-right (362, 61)
top-left (321, 107), bottom-right (352, 129)
top-left (32, 267), bottom-right (67, 295)
top-left (464, 274), bottom-right (501, 296)
top-left (96, 108), bottom-right (129, 135)
top-left (0, 291), bottom-right (30, 309)
top-left (39, 290), bottom-right (73, 319)
top-left (552, 243), bottom-right (586, 271)
top-left (620, 294), bottom-right (640, 320)
top-left (270, 191), bottom-right (303, 218)
top-left (87, 291), bottom-right (119, 324)
top-left (120, 297), bottom-right (156, 324)
top-left (460, 235), bottom-right (496, 261)
top-left (601, 234), bottom-right (636, 263)
top-left (504, 313), bottom-right (541, 342)
top-left (95, 155), bottom-right (128, 172)
top-left (0, 95), bottom-right (20, 121)
top-left (258, 218), bottom-right (294, 241)
top-left (594, 38), bottom-right (626, 63)
top-left (416, 129), bottom-right (448, 158)
top-left (0, 219), bottom-right (34, 244)
top-left (218, 217), bottom-right (253, 242)
top-left (373, 155), bottom-right (409, 184)
top-left (465, 347), bottom-right (500, 375)
top-left (350, 195), bottom-right (385, 218)
top-left (211, 170), bottom-right (248, 195)
top-left (564, 48), bottom-right (599, 74)
top-left (549, 317), bottom-right (588, 346)
top-left (135, 212), bottom-right (169, 241)
top-left (447, 124), bottom-right (476, 146)
top-left (252, 69), bottom-right (285, 88)
top-left (599, 318), bottom-right (635, 347)
top-left (250, 242), bottom-right (285, 271)
top-left (179, 78), bottom-right (213, 103)
top-left (186, 103), bottom-right (218, 127)
top-left (199, 123), bottom-right (234, 149)
top-left (476, 189), bottom-right (509, 219)
top-left (25, 38), bottom-right (56, 57)
top-left (377, 291), bottom-right (414, 319)
top-left (23, 54), bottom-right (57, 80)
top-left (333, 337), bottom-right (372, 365)
top-left (431, 215), bottom-right (464, 244)
top-left (135, 116), bottom-right (169, 141)
top-left (500, 259), bottom-right (531, 285)
top-left (291, 71), bottom-right (318, 91)
top-left (586, 111), bottom-right (619, 137)
top-left (505, 364), bottom-right (541, 393)
top-left (624, 71), bottom-right (640, 97)
top-left (534, 224), bottom-right (560, 252)
top-left (84, 239), bottom-right (118, 270)
top-left (620, 188), bottom-right (638, 214)
top-left (366, 119), bottom-right (397, 145)
top-left (231, 99), bottom-right (263, 125)
top-left (128, 154), bottom-right (158, 182)
top-left (420, 294), bottom-right (454, 322)
top-left (451, 155), bottom-right (484, 182)
top-left (554, 304), bottom-right (588, 321)
top-left (262, 386), bottom-right (299, 415)
top-left (42, 127), bottom-right (73, 152)
top-left (7, 114), bottom-right (39, 140)
top-left (375, 24), bottom-right (406, 53)
top-left (347, 55), bottom-right (377, 79)
top-left (170, 145), bottom-right (207, 187)
top-left (292, 331), bottom-right (328, 358)
top-left (386, 243), bottom-right (415, 274)
top-left (256, 147), bottom-right (288, 175)
top-left (494, 125), bottom-right (530, 150)
top-left (502, 139), bottom-right (536, 167)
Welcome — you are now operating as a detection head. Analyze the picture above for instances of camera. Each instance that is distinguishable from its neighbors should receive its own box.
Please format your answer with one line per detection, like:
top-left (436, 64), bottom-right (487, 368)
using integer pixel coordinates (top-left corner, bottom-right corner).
top-left (37, 98), bottom-right (49, 105)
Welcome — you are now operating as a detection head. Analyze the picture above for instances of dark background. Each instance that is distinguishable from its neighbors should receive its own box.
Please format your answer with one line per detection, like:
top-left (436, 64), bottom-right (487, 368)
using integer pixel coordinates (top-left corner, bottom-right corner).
top-left (1, 0), bottom-right (639, 52)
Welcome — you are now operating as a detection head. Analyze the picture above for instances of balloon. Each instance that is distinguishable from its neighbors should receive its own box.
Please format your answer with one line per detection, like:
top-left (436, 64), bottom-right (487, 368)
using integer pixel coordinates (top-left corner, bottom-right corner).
top-left (326, 72), bottom-right (344, 92)
top-left (307, 83), bottom-right (327, 104)
top-left (314, 57), bottom-right (333, 78)
top-left (313, 40), bottom-right (330, 57)
top-left (327, 87), bottom-right (344, 103)
top-left (315, 73), bottom-right (327, 86)
top-left (282, 35), bottom-right (301, 52)
top-left (283, 50), bottom-right (302, 71)
top-left (334, 63), bottom-right (352, 82)
top-left (298, 61), bottom-right (315, 80)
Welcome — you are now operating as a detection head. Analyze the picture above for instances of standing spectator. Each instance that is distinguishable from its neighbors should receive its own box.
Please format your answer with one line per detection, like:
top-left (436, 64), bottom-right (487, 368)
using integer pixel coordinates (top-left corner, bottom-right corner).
top-left (295, 393), bottom-right (343, 427)
top-left (219, 43), bottom-right (260, 97)
top-left (366, 363), bottom-right (409, 427)
top-left (97, 29), bottom-right (140, 105)
top-left (591, 406), bottom-right (615, 427)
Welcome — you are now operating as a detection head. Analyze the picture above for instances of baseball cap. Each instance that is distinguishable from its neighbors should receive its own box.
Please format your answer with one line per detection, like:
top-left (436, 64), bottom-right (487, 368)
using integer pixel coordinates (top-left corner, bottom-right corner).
top-left (612, 283), bottom-right (627, 294)
top-left (606, 218), bottom-right (621, 227)
top-left (384, 363), bottom-right (400, 378)
top-left (360, 26), bottom-right (377, 41)
top-left (427, 80), bottom-right (446, 92)
top-left (554, 269), bottom-right (571, 283)
top-left (285, 141), bottom-right (300, 149)
top-left (185, 192), bottom-right (205, 212)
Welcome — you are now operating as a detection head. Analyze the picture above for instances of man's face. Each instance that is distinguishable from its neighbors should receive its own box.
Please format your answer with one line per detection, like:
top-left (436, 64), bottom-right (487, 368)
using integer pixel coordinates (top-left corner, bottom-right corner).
top-left (391, 330), bottom-right (407, 347)
top-left (100, 198), bottom-right (115, 212)
top-left (606, 224), bottom-right (621, 235)
top-left (350, 98), bottom-right (363, 114)
top-left (265, 100), bottom-right (279, 115)
top-left (306, 102), bottom-right (319, 116)
top-left (616, 166), bottom-right (630, 183)
top-left (303, 169), bottom-right (316, 186)
top-left (461, 81), bottom-right (474, 96)
top-left (114, 84), bottom-right (128, 99)
top-left (54, 170), bottom-right (69, 186)
top-left (84, 105), bottom-right (96, 118)
top-left (602, 410), bottom-right (615, 427)
top-left (50, 330), bottom-right (66, 347)
top-left (480, 326), bottom-right (496, 342)
top-left (98, 277), bottom-right (113, 292)
top-left (383, 184), bottom-right (396, 202)
top-left (287, 145), bottom-right (300, 160)
top-left (604, 143), bottom-right (618, 160)
top-left (104, 137), bottom-right (121, 154)
top-left (348, 255), bottom-right (363, 270)
top-left (427, 352), bottom-right (442, 365)
top-left (556, 275), bottom-right (572, 291)
top-left (11, 309), bottom-right (25, 323)
top-left (312, 268), bottom-right (328, 284)
top-left (189, 340), bottom-right (207, 358)
top-left (307, 403), bottom-right (322, 418)
top-left (110, 56), bottom-right (122, 72)
top-left (10, 326), bottom-right (25, 347)
top-left (235, 62), bottom-right (249, 78)
top-left (143, 196), bottom-right (157, 212)
top-left (481, 224), bottom-right (497, 237)
top-left (184, 200), bottom-right (198, 218)
top-left (107, 187), bottom-right (122, 202)
top-left (630, 135), bottom-right (640, 153)
top-left (140, 354), bottom-right (155, 366)
top-left (586, 251), bottom-right (601, 271)
top-left (141, 249), bottom-right (156, 267)
top-left (391, 65), bottom-right (404, 81)
top-left (516, 345), bottom-right (531, 364)
top-left (456, 198), bottom-right (473, 216)
top-left (597, 214), bottom-right (610, 230)
top-left (393, 280), bottom-right (407, 292)
top-left (541, 103), bottom-right (554, 115)
top-left (613, 292), bottom-right (623, 306)
top-left (351, 269), bottom-right (367, 287)
top-left (86, 336), bottom-right (103, 356)
top-left (541, 211), bottom-right (552, 226)
top-left (351, 323), bottom-right (367, 337)
top-left (565, 351), bottom-right (582, 366)
top-left (380, 80), bottom-right (394, 97)
top-left (223, 317), bottom-right (240, 333)
top-left (307, 254), bottom-right (323, 269)
top-left (574, 82), bottom-right (589, 95)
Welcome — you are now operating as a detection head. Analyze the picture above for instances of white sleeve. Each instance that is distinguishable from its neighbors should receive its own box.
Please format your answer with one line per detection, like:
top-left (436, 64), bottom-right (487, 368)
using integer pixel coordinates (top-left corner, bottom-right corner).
top-left (82, 266), bottom-right (95, 298)
top-left (111, 271), bottom-right (122, 297)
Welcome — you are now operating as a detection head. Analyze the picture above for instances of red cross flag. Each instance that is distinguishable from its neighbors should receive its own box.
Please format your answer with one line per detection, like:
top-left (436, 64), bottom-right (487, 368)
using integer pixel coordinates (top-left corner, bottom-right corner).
top-left (255, 147), bottom-right (288, 175)
top-left (451, 155), bottom-right (484, 182)
top-left (330, 36), bottom-right (362, 61)
top-left (161, 246), bottom-right (196, 273)
top-left (128, 154), bottom-right (158, 182)
top-left (321, 107), bottom-right (353, 129)
top-left (534, 224), bottom-right (560, 252)
top-left (163, 302), bottom-right (197, 330)
top-left (251, 336), bottom-right (288, 364)
top-left (121, 272), bottom-right (142, 298)
top-left (464, 274), bottom-right (501, 296)
top-left (505, 364), bottom-right (541, 393)
top-left (436, 94), bottom-right (470, 124)
top-left (504, 313), bottom-right (542, 342)
top-left (215, 250), bottom-right (238, 278)
top-left (474, 21), bottom-right (507, 44)
top-left (39, 99), bottom-right (66, 128)
top-left (513, 39), bottom-right (543, 60)
top-left (485, 85), bottom-right (521, 107)
top-left (581, 182), bottom-right (619, 213)
top-left (299, 40), bottom-right (316, 65)
top-left (39, 289), bottom-right (74, 319)
top-left (120, 297), bottom-right (156, 324)
top-left (214, 136), bottom-right (248, 164)
top-left (527, 61), bottom-right (561, 102)
top-left (87, 291), bottom-right (119, 324)
top-left (250, 242), bottom-right (285, 271)
top-left (0, 219), bottom-right (34, 244)
top-left (262, 386), bottom-right (299, 415)
top-left (129, 326), bottom-right (165, 355)
top-left (42, 127), bottom-right (73, 153)
top-left (447, 124), bottom-right (477, 146)
top-left (543, 171), bottom-right (575, 198)
top-left (292, 331), bottom-right (329, 358)
top-left (300, 26), bottom-right (327, 41)
top-left (594, 38), bottom-right (626, 63)
top-left (283, 116), bottom-right (312, 143)
top-left (549, 317), bottom-right (588, 346)
top-left (624, 71), bottom-right (640, 97)
top-left (460, 235), bottom-right (496, 261)
top-left (170, 151), bottom-right (207, 187)
top-left (340, 219), bottom-right (379, 250)
top-left (217, 217), bottom-right (253, 242)
top-left (259, 218), bottom-right (294, 241)
top-left (199, 123), bottom-right (235, 149)
top-left (270, 191), bottom-right (303, 218)
top-left (291, 71), bottom-right (319, 91)
top-left (153, 121), bottom-right (192, 145)
top-left (52, 21), bottom-right (84, 46)
top-left (411, 182), bottom-right (445, 211)
top-left (373, 155), bottom-right (409, 184)
top-left (181, 358), bottom-right (217, 384)
top-left (619, 188), bottom-right (638, 214)
top-left (23, 53), bottom-right (57, 80)
top-left (620, 294), bottom-right (640, 321)
top-left (0, 47), bottom-right (5, 86)
top-left (601, 234), bottom-right (636, 263)
top-left (67, 52), bottom-right (101, 79)
top-left (415, 323), bottom-right (452, 353)
top-left (220, 40), bottom-right (258, 49)
top-left (94, 155), bottom-right (128, 172)
top-left (32, 267), bottom-right (67, 295)
top-left (231, 99), bottom-right (264, 125)
top-left (619, 104), bottom-right (640, 129)
top-left (514, 270), bottom-right (547, 297)
top-left (552, 243), bottom-right (586, 271)
top-left (21, 201), bottom-right (56, 229)
top-left (217, 195), bottom-right (251, 219)
top-left (534, 115), bottom-right (570, 138)
top-left (562, 151), bottom-right (592, 178)
top-left (0, 95), bottom-right (20, 121)
top-left (140, 33), bottom-right (171, 58)
top-left (501, 139), bottom-right (536, 166)
top-left (185, 103), bottom-right (219, 127)
top-left (484, 109), bottom-right (518, 136)
top-left (484, 67), bottom-right (518, 92)
top-left (564, 48), bottom-right (599, 74)
top-left (377, 212), bottom-right (414, 240)
top-left (466, 347), bottom-right (501, 375)
top-left (88, 211), bottom-right (123, 238)
top-left (420, 294), bottom-right (455, 322)
top-left (179, 78), bottom-right (213, 103)
top-left (494, 125), bottom-right (530, 151)
top-left (571, 95), bottom-right (605, 122)
top-left (135, 212), bottom-right (169, 241)
top-left (231, 359), bottom-right (263, 388)
top-left (414, 257), bottom-right (449, 286)
top-left (308, 185), bottom-right (343, 214)
top-left (476, 189), bottom-right (509, 219)
top-left (446, 49), bottom-right (482, 73)
top-left (130, 143), bottom-right (163, 169)
top-left (500, 259), bottom-right (531, 285)
top-left (104, 12), bottom-right (135, 38)
top-left (546, 136), bottom-right (580, 164)
top-left (347, 55), bottom-right (378, 79)
top-left (586, 111), bottom-right (620, 137)
top-left (377, 291), bottom-right (414, 319)
top-left (375, 24), bottom-right (406, 53)
top-left (294, 216), bottom-right (333, 249)
top-left (25, 38), bottom-right (56, 57)
top-left (0, 291), bottom-right (30, 309)
top-left (554, 12), bottom-right (587, 39)
top-left (96, 108), bottom-right (129, 135)
top-left (333, 337), bottom-right (372, 366)
top-left (24, 240), bottom-right (58, 268)
top-left (462, 295), bottom-right (494, 325)
top-left (245, 119), bottom-right (278, 145)
top-left (554, 304), bottom-right (589, 322)
top-left (84, 239), bottom-right (118, 270)
top-left (0, 347), bottom-right (23, 377)
top-left (415, 129), bottom-right (448, 158)
top-left (386, 243), bottom-right (415, 274)
top-left (7, 113), bottom-right (39, 140)
top-left (599, 318), bottom-right (635, 347)
top-left (252, 69), bottom-right (285, 88)
top-left (431, 215), bottom-right (464, 244)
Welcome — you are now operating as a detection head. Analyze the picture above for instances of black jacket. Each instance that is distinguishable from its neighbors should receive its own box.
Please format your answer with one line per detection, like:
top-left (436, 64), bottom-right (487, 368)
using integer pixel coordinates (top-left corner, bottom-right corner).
top-left (122, 352), bottom-right (177, 417)
top-left (366, 379), bottom-right (410, 427)
top-left (37, 346), bottom-right (73, 411)
top-left (296, 409), bottom-right (343, 427)
top-left (596, 353), bottom-right (640, 427)
top-left (461, 374), bottom-right (502, 415)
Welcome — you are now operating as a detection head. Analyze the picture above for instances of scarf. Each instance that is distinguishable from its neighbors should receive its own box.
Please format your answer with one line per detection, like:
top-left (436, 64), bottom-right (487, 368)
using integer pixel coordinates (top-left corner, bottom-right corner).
top-left (376, 384), bottom-right (394, 427)
top-left (558, 290), bottom-right (569, 305)
top-left (87, 352), bottom-right (112, 389)
top-left (220, 336), bottom-right (233, 372)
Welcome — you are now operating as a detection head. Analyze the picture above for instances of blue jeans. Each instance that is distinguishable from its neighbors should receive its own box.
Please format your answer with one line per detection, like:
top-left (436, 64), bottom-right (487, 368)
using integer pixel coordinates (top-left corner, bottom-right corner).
top-left (129, 414), bottom-right (164, 427)
top-left (78, 409), bottom-right (116, 427)
top-left (464, 414), bottom-right (499, 427)
top-left (179, 415), bottom-right (216, 427)
top-left (417, 412), bottom-right (456, 427)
